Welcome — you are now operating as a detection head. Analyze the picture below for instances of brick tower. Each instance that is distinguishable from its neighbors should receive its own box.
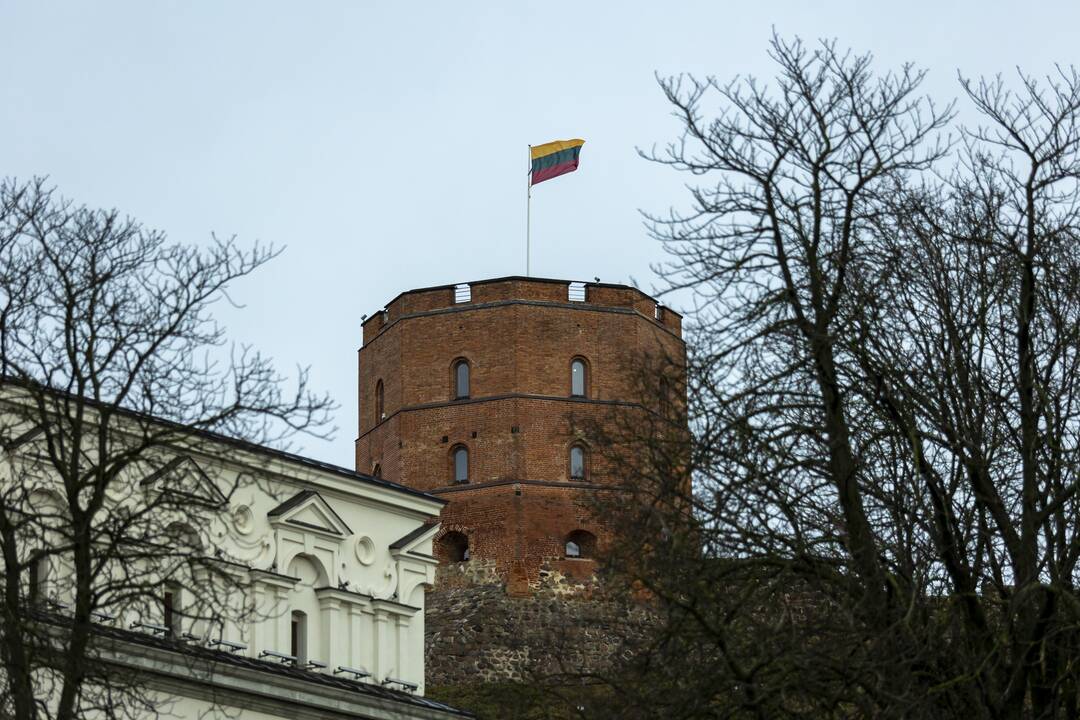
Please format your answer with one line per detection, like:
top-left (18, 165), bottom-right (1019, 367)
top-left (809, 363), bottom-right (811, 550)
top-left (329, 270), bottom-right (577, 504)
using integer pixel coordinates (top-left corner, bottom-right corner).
top-left (354, 276), bottom-right (684, 596)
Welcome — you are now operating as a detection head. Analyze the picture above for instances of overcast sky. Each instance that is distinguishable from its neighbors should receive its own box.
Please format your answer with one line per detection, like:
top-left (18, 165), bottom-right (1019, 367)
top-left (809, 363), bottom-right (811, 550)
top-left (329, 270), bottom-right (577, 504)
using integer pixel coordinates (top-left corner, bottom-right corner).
top-left (2, 1), bottom-right (1078, 465)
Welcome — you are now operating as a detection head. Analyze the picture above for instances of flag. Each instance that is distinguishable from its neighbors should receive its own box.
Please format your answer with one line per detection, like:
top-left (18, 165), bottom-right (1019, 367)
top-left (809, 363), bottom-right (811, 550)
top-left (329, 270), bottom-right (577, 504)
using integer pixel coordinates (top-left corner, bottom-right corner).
top-left (530, 139), bottom-right (585, 185)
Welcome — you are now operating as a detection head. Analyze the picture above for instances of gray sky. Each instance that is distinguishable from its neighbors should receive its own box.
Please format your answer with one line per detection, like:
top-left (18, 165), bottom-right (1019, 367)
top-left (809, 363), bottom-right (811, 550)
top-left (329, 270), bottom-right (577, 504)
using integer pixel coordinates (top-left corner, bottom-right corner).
top-left (3, 0), bottom-right (1077, 465)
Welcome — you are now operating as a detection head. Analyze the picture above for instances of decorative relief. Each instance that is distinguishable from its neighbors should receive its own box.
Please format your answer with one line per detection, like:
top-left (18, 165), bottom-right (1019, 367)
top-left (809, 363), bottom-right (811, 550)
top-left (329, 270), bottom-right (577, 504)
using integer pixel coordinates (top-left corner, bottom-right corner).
top-left (252, 536), bottom-right (275, 567)
top-left (337, 560), bottom-right (350, 590)
top-left (370, 562), bottom-right (398, 599)
top-left (354, 535), bottom-right (376, 566)
top-left (222, 491), bottom-right (275, 566)
top-left (231, 505), bottom-right (255, 536)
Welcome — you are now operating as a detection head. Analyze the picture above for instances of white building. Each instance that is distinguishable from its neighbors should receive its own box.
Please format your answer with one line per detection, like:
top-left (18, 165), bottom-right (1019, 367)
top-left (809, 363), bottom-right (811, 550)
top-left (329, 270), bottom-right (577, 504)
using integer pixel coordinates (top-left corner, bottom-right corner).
top-left (2, 392), bottom-right (470, 720)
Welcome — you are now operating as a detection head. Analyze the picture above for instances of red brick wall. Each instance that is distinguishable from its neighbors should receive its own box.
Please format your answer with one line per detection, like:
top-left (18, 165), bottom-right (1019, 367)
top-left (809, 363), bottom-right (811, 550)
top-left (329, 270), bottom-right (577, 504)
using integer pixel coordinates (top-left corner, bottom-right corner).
top-left (355, 277), bottom-right (684, 582)
top-left (431, 483), bottom-right (617, 595)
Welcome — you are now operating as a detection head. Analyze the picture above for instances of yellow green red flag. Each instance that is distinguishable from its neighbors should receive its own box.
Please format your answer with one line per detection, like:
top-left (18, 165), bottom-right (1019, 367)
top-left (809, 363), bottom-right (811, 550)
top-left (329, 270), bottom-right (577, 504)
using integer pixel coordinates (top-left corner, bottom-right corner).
top-left (530, 139), bottom-right (585, 185)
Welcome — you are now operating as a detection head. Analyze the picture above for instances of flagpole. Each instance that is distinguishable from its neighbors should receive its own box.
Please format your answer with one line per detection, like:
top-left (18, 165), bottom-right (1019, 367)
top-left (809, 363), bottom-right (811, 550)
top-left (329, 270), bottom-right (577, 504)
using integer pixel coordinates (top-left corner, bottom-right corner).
top-left (526, 144), bottom-right (532, 277)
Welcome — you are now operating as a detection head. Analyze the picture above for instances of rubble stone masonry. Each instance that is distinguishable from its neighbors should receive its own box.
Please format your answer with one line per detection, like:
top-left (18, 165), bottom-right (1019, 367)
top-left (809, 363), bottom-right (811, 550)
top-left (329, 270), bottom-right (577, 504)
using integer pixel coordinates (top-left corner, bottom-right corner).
top-left (424, 559), bottom-right (653, 686)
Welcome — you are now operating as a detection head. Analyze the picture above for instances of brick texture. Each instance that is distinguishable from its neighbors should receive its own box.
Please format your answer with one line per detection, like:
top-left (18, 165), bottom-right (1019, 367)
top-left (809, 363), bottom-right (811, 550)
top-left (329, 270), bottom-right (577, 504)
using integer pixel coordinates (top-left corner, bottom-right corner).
top-left (354, 276), bottom-right (685, 585)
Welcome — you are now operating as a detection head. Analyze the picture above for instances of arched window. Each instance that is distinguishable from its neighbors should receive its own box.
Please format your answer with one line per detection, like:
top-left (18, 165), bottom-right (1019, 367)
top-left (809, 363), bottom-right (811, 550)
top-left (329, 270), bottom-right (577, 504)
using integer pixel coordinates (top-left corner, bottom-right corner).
top-left (287, 553), bottom-right (329, 587)
top-left (375, 379), bottom-right (385, 422)
top-left (163, 584), bottom-right (181, 637)
top-left (291, 610), bottom-right (307, 663)
top-left (452, 445), bottom-right (469, 483)
top-left (438, 531), bottom-right (470, 563)
top-left (28, 555), bottom-right (48, 604)
top-left (571, 358), bottom-right (587, 397)
top-left (569, 444), bottom-right (587, 480)
top-left (565, 530), bottom-right (597, 559)
top-left (453, 359), bottom-right (470, 399)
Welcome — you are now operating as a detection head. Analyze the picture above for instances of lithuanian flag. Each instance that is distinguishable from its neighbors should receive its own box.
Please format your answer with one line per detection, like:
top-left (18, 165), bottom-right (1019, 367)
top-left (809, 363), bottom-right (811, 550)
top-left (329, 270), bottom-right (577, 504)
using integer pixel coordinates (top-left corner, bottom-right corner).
top-left (530, 139), bottom-right (585, 185)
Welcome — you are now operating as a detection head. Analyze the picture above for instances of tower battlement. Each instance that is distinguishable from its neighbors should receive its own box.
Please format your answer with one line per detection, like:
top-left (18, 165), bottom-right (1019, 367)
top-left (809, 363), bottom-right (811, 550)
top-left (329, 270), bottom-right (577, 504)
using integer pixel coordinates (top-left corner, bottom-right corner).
top-left (361, 276), bottom-right (681, 345)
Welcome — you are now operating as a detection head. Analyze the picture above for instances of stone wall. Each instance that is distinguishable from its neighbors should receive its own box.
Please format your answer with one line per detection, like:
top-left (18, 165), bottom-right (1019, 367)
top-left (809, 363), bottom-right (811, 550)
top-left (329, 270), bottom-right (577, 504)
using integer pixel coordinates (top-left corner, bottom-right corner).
top-left (424, 559), bottom-right (652, 686)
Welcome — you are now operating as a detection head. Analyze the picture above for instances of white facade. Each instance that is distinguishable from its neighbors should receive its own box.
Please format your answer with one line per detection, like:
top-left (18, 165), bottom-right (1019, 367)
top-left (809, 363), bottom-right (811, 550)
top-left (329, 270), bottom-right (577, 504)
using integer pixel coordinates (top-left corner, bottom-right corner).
top-left (2, 398), bottom-right (468, 720)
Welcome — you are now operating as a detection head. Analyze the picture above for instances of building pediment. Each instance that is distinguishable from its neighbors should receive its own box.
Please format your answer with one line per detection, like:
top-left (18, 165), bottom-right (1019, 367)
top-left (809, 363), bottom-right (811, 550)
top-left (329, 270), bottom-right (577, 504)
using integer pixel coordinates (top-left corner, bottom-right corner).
top-left (140, 456), bottom-right (227, 507)
top-left (268, 490), bottom-right (352, 538)
top-left (1, 423), bottom-right (45, 453)
top-left (389, 521), bottom-right (439, 556)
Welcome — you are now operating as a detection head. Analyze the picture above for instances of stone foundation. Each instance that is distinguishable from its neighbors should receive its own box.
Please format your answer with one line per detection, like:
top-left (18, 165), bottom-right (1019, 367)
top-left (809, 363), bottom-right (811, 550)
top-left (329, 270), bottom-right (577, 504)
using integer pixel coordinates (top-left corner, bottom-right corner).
top-left (425, 559), bottom-right (651, 686)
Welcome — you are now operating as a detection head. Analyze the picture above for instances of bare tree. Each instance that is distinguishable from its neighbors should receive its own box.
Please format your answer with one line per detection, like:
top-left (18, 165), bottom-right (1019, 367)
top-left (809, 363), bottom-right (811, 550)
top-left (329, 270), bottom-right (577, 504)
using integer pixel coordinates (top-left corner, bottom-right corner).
top-left (619, 32), bottom-right (954, 717)
top-left (0, 178), bottom-right (334, 720)
top-left (580, 35), bottom-right (1080, 720)
top-left (846, 69), bottom-right (1080, 718)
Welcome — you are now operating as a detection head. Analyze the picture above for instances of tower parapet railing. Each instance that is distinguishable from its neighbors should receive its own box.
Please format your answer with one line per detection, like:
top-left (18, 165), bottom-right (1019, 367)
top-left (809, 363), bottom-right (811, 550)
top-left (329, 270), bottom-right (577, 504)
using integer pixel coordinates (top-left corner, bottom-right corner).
top-left (361, 276), bottom-right (682, 344)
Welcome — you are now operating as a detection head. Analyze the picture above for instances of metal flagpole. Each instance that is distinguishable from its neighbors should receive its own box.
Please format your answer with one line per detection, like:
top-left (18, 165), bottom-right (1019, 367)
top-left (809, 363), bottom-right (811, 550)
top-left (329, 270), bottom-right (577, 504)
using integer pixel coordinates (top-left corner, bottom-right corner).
top-left (526, 144), bottom-right (532, 276)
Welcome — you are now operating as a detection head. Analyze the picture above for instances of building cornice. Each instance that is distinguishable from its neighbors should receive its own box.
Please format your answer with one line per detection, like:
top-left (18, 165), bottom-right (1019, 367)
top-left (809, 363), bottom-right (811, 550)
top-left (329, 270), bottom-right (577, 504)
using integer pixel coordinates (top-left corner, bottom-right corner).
top-left (357, 393), bottom-right (647, 441)
top-left (33, 613), bottom-right (472, 718)
top-left (249, 568), bottom-right (302, 589)
top-left (361, 297), bottom-right (685, 348)
top-left (427, 478), bottom-right (627, 495)
top-left (109, 635), bottom-right (466, 719)
top-left (0, 380), bottom-right (446, 511)
top-left (363, 275), bottom-right (682, 323)
top-left (0, 383), bottom-right (448, 527)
